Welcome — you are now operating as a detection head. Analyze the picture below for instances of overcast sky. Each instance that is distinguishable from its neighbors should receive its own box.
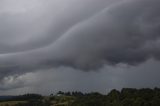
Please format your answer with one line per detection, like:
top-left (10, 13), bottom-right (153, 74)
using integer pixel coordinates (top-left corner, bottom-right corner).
top-left (0, 0), bottom-right (160, 95)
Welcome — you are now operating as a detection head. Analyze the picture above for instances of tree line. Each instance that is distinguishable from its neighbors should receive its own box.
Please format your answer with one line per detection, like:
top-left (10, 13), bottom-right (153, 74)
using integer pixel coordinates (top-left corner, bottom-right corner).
top-left (1, 88), bottom-right (160, 106)
top-left (70, 88), bottom-right (160, 106)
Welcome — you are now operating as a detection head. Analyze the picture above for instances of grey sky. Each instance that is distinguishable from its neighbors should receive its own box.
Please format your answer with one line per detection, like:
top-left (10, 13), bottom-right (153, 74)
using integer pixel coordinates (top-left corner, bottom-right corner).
top-left (0, 0), bottom-right (160, 95)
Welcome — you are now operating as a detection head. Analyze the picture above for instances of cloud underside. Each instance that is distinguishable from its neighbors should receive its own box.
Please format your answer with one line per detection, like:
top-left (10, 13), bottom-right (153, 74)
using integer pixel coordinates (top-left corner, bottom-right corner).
top-left (0, 0), bottom-right (160, 91)
top-left (1, 59), bottom-right (160, 95)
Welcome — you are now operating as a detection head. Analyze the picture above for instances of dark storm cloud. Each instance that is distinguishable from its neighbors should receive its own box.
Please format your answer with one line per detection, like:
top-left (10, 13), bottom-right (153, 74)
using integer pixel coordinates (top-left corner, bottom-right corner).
top-left (0, 0), bottom-right (160, 82)
top-left (0, 0), bottom-right (116, 76)
top-left (0, 0), bottom-right (114, 54)
top-left (1, 59), bottom-right (160, 95)
top-left (52, 0), bottom-right (160, 69)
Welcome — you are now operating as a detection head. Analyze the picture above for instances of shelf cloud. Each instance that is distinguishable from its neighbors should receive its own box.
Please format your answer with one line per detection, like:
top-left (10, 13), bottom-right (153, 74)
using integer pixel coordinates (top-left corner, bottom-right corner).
top-left (0, 0), bottom-right (160, 92)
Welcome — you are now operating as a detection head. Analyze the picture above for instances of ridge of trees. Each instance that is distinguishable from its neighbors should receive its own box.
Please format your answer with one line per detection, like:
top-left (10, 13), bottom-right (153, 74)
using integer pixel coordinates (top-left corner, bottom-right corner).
top-left (1, 88), bottom-right (160, 106)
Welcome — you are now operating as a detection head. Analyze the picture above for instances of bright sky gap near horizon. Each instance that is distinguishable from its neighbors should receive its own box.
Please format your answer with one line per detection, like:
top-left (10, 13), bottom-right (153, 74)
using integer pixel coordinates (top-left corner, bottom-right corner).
top-left (0, 0), bottom-right (160, 95)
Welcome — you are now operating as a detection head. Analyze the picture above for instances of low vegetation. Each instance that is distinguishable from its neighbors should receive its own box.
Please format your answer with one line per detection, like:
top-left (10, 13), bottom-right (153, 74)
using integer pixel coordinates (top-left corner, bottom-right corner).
top-left (0, 88), bottom-right (160, 106)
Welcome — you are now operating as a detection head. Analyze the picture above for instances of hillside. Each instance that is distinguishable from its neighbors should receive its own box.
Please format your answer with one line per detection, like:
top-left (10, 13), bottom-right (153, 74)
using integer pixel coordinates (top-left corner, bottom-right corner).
top-left (0, 88), bottom-right (160, 106)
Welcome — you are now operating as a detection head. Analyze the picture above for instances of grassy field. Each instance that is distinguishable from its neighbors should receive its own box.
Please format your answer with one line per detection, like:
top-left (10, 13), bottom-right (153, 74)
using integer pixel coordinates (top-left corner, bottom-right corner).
top-left (0, 95), bottom-right (74, 106)
top-left (0, 101), bottom-right (27, 106)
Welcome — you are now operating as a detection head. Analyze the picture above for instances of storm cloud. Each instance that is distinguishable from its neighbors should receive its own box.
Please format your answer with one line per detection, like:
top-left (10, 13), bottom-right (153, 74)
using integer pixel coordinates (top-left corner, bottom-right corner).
top-left (0, 0), bottom-right (160, 92)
